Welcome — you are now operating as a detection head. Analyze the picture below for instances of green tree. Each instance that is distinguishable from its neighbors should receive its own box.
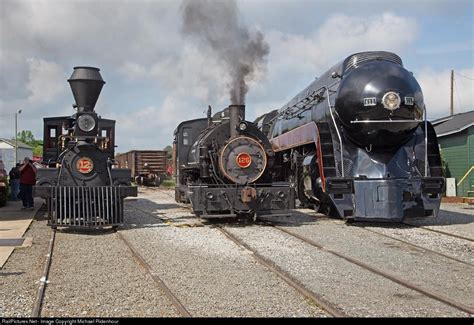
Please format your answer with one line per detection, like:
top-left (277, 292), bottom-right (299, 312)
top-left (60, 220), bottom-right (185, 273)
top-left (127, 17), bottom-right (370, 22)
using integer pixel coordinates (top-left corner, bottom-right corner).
top-left (163, 145), bottom-right (172, 160)
top-left (18, 130), bottom-right (36, 144)
top-left (14, 130), bottom-right (43, 157)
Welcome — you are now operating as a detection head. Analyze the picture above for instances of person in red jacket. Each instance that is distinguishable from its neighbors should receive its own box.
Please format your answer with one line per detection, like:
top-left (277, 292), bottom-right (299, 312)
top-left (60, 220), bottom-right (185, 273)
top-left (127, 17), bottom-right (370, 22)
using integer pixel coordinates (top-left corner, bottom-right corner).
top-left (19, 157), bottom-right (37, 210)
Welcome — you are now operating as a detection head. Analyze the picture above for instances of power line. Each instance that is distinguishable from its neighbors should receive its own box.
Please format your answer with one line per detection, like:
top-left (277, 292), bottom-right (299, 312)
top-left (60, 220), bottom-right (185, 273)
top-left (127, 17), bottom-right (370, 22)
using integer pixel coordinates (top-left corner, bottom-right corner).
top-left (455, 72), bottom-right (474, 81)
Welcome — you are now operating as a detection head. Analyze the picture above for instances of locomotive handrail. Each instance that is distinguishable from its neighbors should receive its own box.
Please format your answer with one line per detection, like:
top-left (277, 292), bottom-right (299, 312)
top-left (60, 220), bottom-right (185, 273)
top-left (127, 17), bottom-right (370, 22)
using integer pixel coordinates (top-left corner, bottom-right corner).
top-left (271, 81), bottom-right (340, 123)
top-left (350, 119), bottom-right (423, 123)
top-left (424, 105), bottom-right (428, 177)
top-left (325, 87), bottom-right (345, 177)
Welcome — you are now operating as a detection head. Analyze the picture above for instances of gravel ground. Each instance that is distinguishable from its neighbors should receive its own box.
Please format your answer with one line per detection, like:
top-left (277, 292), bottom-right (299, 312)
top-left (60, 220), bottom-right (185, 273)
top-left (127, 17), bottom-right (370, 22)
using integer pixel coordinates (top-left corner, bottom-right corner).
top-left (222, 224), bottom-right (470, 317)
top-left (41, 223), bottom-right (179, 317)
top-left (405, 203), bottom-right (474, 240)
top-left (273, 216), bottom-right (473, 309)
top-left (0, 216), bottom-right (50, 317)
top-left (362, 222), bottom-right (474, 265)
top-left (121, 204), bottom-right (326, 317)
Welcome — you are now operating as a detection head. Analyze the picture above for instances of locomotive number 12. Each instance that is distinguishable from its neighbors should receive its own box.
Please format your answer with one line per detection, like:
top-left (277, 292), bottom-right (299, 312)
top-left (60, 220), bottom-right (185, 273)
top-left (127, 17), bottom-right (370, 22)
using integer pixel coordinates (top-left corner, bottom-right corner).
top-left (76, 157), bottom-right (94, 174)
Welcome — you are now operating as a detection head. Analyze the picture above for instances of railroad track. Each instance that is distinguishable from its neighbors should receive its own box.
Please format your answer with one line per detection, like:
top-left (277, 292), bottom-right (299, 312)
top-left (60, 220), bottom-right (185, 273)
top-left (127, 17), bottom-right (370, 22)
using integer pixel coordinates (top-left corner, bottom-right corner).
top-left (126, 203), bottom-right (341, 317)
top-left (261, 221), bottom-right (474, 315)
top-left (31, 229), bottom-right (56, 317)
top-left (129, 190), bottom-right (474, 316)
top-left (116, 232), bottom-right (191, 317)
top-left (356, 226), bottom-right (473, 267)
top-left (401, 221), bottom-right (473, 242)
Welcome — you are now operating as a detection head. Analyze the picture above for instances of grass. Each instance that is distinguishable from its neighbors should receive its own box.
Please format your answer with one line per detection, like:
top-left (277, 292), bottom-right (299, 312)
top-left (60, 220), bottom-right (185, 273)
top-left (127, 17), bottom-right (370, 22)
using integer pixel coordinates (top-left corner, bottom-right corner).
top-left (160, 179), bottom-right (175, 188)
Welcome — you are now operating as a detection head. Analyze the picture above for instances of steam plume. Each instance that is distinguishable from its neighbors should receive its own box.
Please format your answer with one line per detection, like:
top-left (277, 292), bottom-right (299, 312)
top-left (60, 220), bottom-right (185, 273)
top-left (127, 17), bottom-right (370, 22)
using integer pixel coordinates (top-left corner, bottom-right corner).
top-left (181, 0), bottom-right (269, 104)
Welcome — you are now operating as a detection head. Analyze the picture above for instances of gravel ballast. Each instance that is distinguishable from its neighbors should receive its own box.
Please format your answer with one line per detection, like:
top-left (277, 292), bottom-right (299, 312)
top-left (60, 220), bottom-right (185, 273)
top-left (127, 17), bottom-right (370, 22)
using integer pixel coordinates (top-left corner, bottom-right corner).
top-left (41, 227), bottom-right (179, 317)
top-left (0, 217), bottom-right (50, 317)
top-left (121, 206), bottom-right (326, 317)
top-left (223, 224), bottom-right (470, 317)
top-left (274, 218), bottom-right (473, 309)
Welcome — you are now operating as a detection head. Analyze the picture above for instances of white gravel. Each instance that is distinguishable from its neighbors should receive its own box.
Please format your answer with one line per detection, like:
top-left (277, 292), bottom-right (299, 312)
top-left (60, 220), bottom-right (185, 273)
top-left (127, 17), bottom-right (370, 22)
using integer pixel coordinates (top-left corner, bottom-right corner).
top-left (276, 218), bottom-right (473, 309)
top-left (406, 203), bottom-right (474, 241)
top-left (0, 218), bottom-right (50, 317)
top-left (41, 227), bottom-right (179, 317)
top-left (121, 203), bottom-right (326, 317)
top-left (223, 224), bottom-right (470, 317)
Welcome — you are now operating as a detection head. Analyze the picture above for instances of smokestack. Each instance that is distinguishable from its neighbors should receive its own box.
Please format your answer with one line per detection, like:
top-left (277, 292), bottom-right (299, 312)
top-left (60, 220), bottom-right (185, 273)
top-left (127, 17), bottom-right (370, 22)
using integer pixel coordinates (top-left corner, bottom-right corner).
top-left (229, 104), bottom-right (245, 138)
top-left (68, 66), bottom-right (105, 112)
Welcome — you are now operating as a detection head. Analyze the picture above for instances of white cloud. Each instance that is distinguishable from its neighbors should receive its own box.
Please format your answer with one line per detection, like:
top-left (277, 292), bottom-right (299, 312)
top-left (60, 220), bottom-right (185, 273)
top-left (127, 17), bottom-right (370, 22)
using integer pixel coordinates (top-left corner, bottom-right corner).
top-left (266, 12), bottom-right (418, 76)
top-left (1, 0), bottom-right (469, 151)
top-left (417, 68), bottom-right (474, 119)
top-left (111, 95), bottom-right (205, 151)
top-left (25, 58), bottom-right (66, 104)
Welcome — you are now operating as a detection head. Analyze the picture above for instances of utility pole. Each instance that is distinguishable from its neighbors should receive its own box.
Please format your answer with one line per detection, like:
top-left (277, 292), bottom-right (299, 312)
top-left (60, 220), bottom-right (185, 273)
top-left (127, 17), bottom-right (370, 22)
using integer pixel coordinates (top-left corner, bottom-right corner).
top-left (450, 70), bottom-right (454, 116)
top-left (15, 108), bottom-right (22, 164)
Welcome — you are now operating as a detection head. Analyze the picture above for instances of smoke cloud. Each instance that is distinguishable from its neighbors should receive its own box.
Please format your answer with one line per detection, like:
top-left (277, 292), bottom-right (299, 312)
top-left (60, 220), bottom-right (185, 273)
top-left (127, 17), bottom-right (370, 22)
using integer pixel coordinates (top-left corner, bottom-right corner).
top-left (181, 0), bottom-right (270, 104)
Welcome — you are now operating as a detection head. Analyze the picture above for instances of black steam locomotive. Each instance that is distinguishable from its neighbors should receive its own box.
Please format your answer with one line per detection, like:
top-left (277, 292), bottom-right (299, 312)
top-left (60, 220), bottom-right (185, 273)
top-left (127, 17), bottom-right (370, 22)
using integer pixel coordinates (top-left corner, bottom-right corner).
top-left (256, 51), bottom-right (444, 222)
top-left (174, 105), bottom-right (294, 219)
top-left (34, 67), bottom-right (137, 229)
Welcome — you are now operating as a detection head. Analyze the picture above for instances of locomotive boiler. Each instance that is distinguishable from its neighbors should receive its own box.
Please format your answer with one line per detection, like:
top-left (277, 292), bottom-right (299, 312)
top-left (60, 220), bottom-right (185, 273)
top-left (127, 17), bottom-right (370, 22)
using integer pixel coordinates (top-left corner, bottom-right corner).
top-left (34, 66), bottom-right (137, 229)
top-left (174, 105), bottom-right (294, 219)
top-left (257, 51), bottom-right (444, 222)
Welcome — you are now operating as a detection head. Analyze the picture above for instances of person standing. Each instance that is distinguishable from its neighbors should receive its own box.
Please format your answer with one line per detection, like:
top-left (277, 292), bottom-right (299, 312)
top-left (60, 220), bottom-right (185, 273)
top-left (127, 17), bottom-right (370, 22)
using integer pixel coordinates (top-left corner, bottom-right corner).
top-left (8, 163), bottom-right (20, 200)
top-left (19, 157), bottom-right (37, 209)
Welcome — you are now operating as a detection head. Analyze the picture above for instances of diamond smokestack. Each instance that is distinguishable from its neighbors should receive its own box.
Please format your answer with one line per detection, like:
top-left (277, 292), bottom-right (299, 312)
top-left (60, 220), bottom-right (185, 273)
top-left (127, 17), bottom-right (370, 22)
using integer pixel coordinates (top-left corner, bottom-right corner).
top-left (68, 66), bottom-right (105, 112)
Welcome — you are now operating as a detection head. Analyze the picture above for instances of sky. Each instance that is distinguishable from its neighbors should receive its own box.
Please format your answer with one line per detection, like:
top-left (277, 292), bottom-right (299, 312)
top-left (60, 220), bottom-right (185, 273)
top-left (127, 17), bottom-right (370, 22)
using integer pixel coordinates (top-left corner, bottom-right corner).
top-left (0, 0), bottom-right (473, 153)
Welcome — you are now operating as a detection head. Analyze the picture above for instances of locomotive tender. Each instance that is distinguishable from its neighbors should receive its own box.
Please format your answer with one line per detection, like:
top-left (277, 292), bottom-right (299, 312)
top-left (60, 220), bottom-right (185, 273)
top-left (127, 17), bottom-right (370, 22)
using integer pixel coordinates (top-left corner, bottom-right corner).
top-left (34, 67), bottom-right (137, 229)
top-left (257, 51), bottom-right (444, 222)
top-left (174, 105), bottom-right (295, 218)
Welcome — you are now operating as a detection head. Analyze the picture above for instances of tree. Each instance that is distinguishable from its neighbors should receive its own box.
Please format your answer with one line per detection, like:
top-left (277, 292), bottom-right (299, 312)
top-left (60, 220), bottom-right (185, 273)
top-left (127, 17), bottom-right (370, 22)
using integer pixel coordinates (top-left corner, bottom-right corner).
top-left (14, 130), bottom-right (43, 157)
top-left (163, 145), bottom-right (172, 160)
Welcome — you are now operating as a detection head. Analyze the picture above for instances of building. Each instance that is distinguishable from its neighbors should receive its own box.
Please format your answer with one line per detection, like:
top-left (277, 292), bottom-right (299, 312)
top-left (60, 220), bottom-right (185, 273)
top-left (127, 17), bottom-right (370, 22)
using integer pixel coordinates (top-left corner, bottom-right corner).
top-left (0, 138), bottom-right (34, 173)
top-left (432, 111), bottom-right (474, 197)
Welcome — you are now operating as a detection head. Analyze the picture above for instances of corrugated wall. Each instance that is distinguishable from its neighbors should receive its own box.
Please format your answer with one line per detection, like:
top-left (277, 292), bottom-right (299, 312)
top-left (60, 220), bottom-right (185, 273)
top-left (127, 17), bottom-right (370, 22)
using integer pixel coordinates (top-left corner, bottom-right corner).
top-left (439, 127), bottom-right (474, 196)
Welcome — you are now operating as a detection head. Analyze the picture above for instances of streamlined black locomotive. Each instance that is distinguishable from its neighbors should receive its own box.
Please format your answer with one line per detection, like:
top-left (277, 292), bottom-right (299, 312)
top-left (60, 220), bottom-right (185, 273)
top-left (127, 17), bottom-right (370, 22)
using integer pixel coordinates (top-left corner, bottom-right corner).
top-left (174, 105), bottom-right (294, 218)
top-left (257, 51), bottom-right (444, 222)
top-left (34, 67), bottom-right (137, 229)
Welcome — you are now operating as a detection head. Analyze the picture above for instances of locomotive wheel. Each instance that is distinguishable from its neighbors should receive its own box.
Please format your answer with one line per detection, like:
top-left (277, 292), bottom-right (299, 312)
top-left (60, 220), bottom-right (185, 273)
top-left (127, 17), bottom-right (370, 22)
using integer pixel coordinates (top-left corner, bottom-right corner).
top-left (154, 176), bottom-right (161, 187)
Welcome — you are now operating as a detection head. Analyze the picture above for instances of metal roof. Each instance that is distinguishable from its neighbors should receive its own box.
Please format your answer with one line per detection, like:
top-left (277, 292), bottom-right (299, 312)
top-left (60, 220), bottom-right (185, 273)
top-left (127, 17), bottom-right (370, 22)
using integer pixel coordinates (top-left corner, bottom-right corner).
top-left (432, 111), bottom-right (474, 137)
top-left (0, 138), bottom-right (33, 149)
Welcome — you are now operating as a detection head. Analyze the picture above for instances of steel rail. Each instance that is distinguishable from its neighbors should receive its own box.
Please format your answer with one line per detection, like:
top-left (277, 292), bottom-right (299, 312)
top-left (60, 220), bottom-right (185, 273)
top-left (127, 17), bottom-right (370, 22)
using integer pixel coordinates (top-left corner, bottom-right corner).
top-left (117, 232), bottom-right (191, 317)
top-left (31, 229), bottom-right (56, 317)
top-left (401, 222), bottom-right (474, 243)
top-left (127, 200), bottom-right (341, 317)
top-left (268, 223), bottom-right (474, 315)
top-left (359, 227), bottom-right (473, 267)
top-left (215, 226), bottom-right (345, 317)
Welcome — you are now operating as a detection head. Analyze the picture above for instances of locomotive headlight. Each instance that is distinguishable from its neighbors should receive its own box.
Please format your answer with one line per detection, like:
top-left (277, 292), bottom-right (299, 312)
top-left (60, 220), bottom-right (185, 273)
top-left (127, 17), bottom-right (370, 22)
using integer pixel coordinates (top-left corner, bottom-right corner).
top-left (382, 92), bottom-right (401, 110)
top-left (77, 114), bottom-right (96, 132)
top-left (238, 122), bottom-right (248, 131)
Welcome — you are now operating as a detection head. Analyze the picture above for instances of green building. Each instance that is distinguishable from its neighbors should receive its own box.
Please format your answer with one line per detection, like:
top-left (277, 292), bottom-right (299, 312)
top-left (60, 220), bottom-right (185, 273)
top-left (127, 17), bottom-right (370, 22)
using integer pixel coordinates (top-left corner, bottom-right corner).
top-left (433, 111), bottom-right (474, 197)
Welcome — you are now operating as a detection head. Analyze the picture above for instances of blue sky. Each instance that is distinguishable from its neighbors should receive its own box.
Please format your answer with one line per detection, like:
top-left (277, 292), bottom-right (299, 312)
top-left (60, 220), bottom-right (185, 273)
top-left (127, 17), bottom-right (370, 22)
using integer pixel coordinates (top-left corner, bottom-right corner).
top-left (0, 0), bottom-right (473, 153)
